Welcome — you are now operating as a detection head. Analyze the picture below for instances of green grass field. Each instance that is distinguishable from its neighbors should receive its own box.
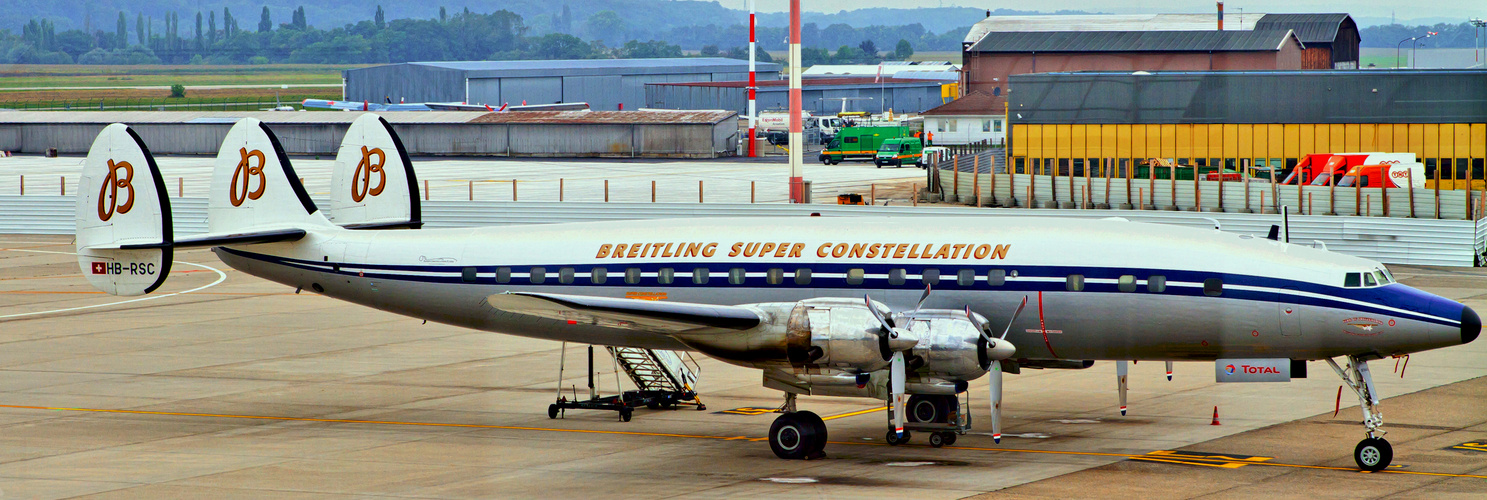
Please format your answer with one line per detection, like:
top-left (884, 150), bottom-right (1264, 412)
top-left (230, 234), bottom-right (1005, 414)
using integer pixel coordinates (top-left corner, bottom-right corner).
top-left (0, 64), bottom-right (355, 89)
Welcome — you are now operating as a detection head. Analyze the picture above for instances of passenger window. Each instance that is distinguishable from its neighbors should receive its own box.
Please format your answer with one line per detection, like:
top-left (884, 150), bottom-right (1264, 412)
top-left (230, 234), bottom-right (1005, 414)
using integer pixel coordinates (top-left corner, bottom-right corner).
top-left (496, 267), bottom-right (511, 283)
top-left (847, 268), bottom-right (864, 285)
top-left (794, 268), bottom-right (811, 285)
top-left (889, 269), bottom-right (906, 286)
top-left (626, 268), bottom-right (642, 284)
top-left (559, 267), bottom-right (574, 284)
top-left (692, 267), bottom-right (709, 284)
top-left (958, 269), bottom-right (975, 286)
top-left (1147, 275), bottom-right (1166, 293)
top-left (462, 267), bottom-right (477, 283)
top-left (729, 268), bottom-right (746, 285)
top-left (1066, 274), bottom-right (1084, 292)
top-left (1344, 272), bottom-right (1361, 287)
top-left (1363, 273), bottom-right (1376, 287)
top-left (658, 268), bottom-right (674, 284)
top-left (1203, 278), bottom-right (1223, 296)
top-left (767, 268), bottom-right (784, 285)
top-left (987, 269), bottom-right (1005, 286)
top-left (922, 268), bottom-right (940, 285)
top-left (1118, 275), bottom-right (1136, 292)
top-left (592, 267), bottom-right (607, 284)
top-left (529, 267), bottom-right (546, 284)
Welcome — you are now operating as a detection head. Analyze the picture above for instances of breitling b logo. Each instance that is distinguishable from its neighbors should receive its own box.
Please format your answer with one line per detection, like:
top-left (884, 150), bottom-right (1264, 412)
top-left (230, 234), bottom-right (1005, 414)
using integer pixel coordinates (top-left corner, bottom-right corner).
top-left (351, 146), bottom-right (387, 203)
top-left (97, 159), bottom-right (135, 222)
top-left (229, 148), bottom-right (267, 207)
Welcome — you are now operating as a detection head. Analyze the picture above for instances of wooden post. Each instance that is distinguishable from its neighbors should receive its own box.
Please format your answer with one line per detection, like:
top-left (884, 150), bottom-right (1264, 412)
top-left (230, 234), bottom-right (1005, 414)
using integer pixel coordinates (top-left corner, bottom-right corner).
top-left (1149, 161), bottom-right (1156, 209)
top-left (1169, 163), bottom-right (1176, 209)
top-left (953, 157), bottom-right (959, 200)
top-left (560, 178), bottom-right (565, 202)
top-left (469, 181), bottom-right (473, 201)
top-left (991, 162), bottom-right (999, 207)
top-left (1367, 194), bottom-right (1372, 217)
top-left (1434, 163), bottom-right (1441, 219)
top-left (604, 180), bottom-right (609, 202)
top-left (751, 181), bottom-right (756, 203)
top-left (699, 180), bottom-right (704, 203)
top-left (1260, 190), bottom-right (1265, 214)
top-left (1267, 161), bottom-right (1278, 213)
top-left (1382, 173), bottom-right (1390, 218)
top-left (178, 177), bottom-right (183, 198)
top-left (1243, 159), bottom-right (1251, 212)
top-left (912, 183), bottom-right (918, 207)
top-left (1139, 187), bottom-right (1144, 209)
top-left (512, 179), bottom-right (518, 201)
top-left (1407, 170), bottom-right (1415, 218)
top-left (423, 179), bottom-right (429, 200)
top-left (1328, 167), bottom-right (1337, 214)
top-left (870, 184), bottom-right (876, 205)
top-left (973, 156), bottom-right (980, 206)
top-left (1217, 164), bottom-right (1224, 211)
top-left (18, 175), bottom-right (22, 195)
top-left (1355, 177), bottom-right (1362, 216)
top-left (652, 180), bottom-right (657, 203)
top-left (60, 176), bottom-right (65, 196)
top-left (1307, 192), bottom-right (1313, 215)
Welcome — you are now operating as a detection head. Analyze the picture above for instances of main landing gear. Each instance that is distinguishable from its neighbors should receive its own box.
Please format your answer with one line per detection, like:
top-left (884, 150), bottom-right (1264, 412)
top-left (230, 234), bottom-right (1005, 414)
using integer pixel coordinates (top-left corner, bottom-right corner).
top-left (768, 393), bottom-right (827, 460)
top-left (1328, 355), bottom-right (1393, 471)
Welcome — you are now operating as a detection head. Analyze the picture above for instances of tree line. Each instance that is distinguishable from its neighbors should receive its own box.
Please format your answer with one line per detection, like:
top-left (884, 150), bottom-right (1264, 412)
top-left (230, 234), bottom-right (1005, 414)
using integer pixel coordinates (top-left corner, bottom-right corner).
top-left (0, 5), bottom-right (957, 65)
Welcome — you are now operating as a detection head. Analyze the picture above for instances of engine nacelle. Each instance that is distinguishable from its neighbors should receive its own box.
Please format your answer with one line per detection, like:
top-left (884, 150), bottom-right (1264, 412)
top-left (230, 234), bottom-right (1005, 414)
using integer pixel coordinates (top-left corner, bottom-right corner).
top-left (896, 309), bottom-right (1006, 382)
top-left (784, 297), bottom-right (908, 372)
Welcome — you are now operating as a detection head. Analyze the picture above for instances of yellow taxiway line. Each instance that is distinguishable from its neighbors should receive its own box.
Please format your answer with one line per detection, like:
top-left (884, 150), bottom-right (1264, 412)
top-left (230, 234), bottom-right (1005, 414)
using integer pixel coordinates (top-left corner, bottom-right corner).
top-left (2, 403), bottom-right (1483, 479)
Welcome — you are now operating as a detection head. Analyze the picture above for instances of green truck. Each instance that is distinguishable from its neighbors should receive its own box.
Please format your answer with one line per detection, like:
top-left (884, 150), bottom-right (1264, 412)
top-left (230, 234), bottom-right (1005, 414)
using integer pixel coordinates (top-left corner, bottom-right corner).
top-left (818, 126), bottom-right (912, 165)
top-left (873, 138), bottom-right (925, 168)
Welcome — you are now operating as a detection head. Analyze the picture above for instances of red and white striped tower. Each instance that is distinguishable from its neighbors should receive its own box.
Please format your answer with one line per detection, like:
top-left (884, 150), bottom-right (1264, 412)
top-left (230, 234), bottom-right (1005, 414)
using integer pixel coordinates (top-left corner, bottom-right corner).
top-left (787, 0), bottom-right (804, 203)
top-left (747, 0), bottom-right (757, 158)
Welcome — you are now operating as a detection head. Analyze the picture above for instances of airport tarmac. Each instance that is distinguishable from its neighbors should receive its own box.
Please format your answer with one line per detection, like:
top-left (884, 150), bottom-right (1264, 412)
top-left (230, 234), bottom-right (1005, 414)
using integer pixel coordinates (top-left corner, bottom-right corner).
top-left (0, 234), bottom-right (1483, 499)
top-left (0, 155), bottom-right (923, 204)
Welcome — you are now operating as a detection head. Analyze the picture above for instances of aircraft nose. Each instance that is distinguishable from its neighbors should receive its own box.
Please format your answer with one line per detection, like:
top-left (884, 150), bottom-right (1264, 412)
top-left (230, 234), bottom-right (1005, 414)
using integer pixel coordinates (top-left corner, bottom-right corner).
top-left (1463, 305), bottom-right (1480, 345)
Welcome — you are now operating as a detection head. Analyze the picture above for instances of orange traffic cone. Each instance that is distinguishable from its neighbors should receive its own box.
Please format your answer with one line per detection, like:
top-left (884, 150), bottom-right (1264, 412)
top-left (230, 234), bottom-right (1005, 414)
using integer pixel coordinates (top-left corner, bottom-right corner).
top-left (1210, 406), bottom-right (1221, 425)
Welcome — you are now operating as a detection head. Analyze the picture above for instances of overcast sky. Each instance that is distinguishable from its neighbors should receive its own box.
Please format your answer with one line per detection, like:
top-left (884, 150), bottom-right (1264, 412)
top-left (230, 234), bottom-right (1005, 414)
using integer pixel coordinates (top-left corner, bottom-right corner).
top-left (747, 1), bottom-right (1478, 24)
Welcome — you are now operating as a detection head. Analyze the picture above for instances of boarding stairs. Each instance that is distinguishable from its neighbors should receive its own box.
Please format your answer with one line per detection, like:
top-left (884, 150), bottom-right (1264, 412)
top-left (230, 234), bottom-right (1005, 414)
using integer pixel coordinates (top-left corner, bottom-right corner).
top-left (607, 347), bottom-right (702, 403)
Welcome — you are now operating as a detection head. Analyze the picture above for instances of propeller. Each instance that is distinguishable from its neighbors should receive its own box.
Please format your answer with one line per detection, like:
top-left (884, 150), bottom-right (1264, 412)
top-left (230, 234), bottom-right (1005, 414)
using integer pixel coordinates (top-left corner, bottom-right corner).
top-left (864, 294), bottom-right (917, 361)
top-left (1166, 361), bottom-right (1174, 381)
top-left (1116, 360), bottom-right (1129, 416)
top-left (890, 351), bottom-right (907, 438)
top-left (966, 296), bottom-right (1028, 444)
top-left (865, 293), bottom-right (920, 439)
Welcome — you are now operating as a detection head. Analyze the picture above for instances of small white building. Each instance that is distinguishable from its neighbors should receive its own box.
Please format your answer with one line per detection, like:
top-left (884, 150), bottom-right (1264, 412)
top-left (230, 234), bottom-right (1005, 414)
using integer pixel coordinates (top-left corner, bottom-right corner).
top-left (919, 91), bottom-right (1005, 145)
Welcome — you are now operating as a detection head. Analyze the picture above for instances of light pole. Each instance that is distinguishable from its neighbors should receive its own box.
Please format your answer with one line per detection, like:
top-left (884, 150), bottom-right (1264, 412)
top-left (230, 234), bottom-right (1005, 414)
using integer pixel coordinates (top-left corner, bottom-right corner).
top-left (1413, 31), bottom-right (1437, 68)
top-left (1396, 32), bottom-right (1436, 68)
top-left (1471, 19), bottom-right (1486, 67)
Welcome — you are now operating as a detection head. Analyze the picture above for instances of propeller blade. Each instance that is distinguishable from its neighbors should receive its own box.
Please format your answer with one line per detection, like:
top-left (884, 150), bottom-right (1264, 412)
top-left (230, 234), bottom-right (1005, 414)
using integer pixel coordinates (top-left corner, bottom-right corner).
top-left (864, 294), bottom-right (894, 335)
top-left (891, 351), bottom-right (906, 437)
top-left (1116, 360), bottom-right (1129, 416)
top-left (989, 359), bottom-right (1004, 444)
top-left (914, 284), bottom-right (932, 312)
top-left (999, 295), bottom-right (1030, 340)
top-left (1165, 361), bottom-right (1174, 381)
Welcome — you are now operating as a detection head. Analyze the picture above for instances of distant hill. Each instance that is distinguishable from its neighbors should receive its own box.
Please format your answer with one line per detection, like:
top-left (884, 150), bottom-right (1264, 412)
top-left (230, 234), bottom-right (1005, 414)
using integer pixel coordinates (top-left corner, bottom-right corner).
top-left (7, 1), bottom-right (1089, 39)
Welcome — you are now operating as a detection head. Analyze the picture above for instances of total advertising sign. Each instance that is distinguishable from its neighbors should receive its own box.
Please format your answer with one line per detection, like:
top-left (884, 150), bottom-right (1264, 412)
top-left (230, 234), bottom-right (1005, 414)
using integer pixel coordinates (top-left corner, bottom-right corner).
top-left (1215, 358), bottom-right (1292, 383)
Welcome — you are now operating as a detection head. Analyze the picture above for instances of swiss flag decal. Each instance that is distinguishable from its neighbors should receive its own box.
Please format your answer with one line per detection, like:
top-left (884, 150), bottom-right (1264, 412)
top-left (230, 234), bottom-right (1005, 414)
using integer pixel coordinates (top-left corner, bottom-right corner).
top-left (91, 262), bottom-right (106, 274)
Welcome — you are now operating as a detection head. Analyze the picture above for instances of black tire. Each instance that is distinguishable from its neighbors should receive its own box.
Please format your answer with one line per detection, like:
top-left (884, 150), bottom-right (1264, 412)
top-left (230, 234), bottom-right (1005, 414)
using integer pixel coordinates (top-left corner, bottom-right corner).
top-left (769, 413), bottom-right (821, 459)
top-left (619, 408), bottom-right (633, 422)
top-left (885, 430), bottom-right (911, 445)
top-left (908, 395), bottom-right (948, 424)
top-left (929, 432), bottom-right (946, 448)
top-left (547, 404), bottom-right (559, 419)
top-left (1355, 437), bottom-right (1393, 471)
top-left (821, 157), bottom-right (831, 165)
top-left (942, 433), bottom-right (957, 446)
top-left (830, 158), bottom-right (841, 165)
top-left (794, 411), bottom-right (828, 453)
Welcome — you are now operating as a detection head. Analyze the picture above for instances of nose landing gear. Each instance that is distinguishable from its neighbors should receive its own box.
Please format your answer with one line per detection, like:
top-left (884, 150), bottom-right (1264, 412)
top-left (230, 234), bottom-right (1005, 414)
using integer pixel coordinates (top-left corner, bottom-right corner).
top-left (1327, 355), bottom-right (1392, 472)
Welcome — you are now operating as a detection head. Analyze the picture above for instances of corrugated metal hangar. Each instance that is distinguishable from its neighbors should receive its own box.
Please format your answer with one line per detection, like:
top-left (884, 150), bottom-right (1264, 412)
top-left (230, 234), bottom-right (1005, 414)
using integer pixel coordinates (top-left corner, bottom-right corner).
top-left (344, 58), bottom-right (781, 112)
top-left (960, 13), bottom-right (1359, 107)
top-left (645, 77), bottom-right (949, 115)
top-left (0, 110), bottom-right (740, 158)
top-left (1003, 70), bottom-right (1487, 190)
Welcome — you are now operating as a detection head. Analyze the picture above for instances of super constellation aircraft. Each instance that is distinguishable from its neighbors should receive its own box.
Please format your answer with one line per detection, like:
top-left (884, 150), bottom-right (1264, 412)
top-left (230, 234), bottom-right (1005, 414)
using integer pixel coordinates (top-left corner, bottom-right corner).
top-left (75, 117), bottom-right (1477, 471)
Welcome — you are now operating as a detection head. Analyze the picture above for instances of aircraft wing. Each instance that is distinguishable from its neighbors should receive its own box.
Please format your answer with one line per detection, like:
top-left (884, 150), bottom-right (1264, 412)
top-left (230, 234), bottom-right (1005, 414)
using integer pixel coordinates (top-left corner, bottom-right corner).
top-left (486, 292), bottom-right (762, 333)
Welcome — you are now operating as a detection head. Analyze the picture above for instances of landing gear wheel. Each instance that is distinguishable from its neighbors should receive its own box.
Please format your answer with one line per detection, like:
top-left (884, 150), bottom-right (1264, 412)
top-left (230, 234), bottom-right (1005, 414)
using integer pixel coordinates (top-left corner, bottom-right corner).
top-left (884, 430), bottom-right (912, 445)
top-left (769, 412), bottom-right (823, 460)
top-left (547, 404), bottom-right (559, 419)
top-left (1355, 437), bottom-right (1393, 472)
top-left (941, 432), bottom-right (956, 446)
top-left (619, 407), bottom-right (633, 422)
top-left (908, 395), bottom-right (948, 424)
top-left (795, 410), bottom-right (828, 454)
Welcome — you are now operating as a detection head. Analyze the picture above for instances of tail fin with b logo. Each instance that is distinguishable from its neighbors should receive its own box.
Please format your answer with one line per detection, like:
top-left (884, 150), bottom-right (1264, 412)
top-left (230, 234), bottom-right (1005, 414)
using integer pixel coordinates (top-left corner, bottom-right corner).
top-left (327, 114), bottom-right (421, 229)
top-left (207, 118), bottom-right (332, 234)
top-left (75, 123), bottom-right (172, 296)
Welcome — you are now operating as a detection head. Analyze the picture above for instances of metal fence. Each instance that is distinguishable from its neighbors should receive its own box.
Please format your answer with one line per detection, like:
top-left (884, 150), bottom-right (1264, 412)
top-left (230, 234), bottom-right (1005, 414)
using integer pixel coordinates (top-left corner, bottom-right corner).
top-left (5, 195), bottom-right (1484, 267)
top-left (932, 162), bottom-right (1485, 221)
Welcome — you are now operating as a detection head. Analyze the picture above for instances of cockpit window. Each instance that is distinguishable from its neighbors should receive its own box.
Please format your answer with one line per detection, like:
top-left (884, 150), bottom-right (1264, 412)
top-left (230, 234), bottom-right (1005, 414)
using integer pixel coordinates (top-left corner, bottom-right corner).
top-left (1344, 272), bottom-right (1361, 288)
top-left (1380, 267), bottom-right (1395, 283)
top-left (1374, 270), bottom-right (1390, 284)
top-left (1363, 273), bottom-right (1377, 287)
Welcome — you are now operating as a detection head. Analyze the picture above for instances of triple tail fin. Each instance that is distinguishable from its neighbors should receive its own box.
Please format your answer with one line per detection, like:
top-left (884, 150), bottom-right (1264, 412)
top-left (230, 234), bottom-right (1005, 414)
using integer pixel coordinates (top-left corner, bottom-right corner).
top-left (75, 124), bottom-right (172, 296)
top-left (205, 117), bottom-right (333, 235)
top-left (327, 114), bottom-right (421, 229)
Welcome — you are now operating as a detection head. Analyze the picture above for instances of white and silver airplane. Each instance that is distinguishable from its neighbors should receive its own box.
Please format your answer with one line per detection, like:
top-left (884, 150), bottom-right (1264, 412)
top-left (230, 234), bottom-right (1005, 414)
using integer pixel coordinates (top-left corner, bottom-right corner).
top-left (74, 117), bottom-right (1478, 471)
